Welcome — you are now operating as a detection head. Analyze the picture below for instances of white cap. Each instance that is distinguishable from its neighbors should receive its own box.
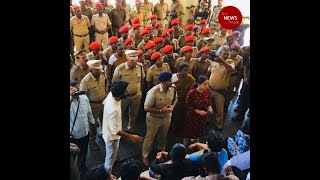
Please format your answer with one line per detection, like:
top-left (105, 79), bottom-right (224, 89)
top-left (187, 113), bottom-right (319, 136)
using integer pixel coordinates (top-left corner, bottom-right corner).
top-left (87, 60), bottom-right (104, 72)
top-left (125, 50), bottom-right (138, 61)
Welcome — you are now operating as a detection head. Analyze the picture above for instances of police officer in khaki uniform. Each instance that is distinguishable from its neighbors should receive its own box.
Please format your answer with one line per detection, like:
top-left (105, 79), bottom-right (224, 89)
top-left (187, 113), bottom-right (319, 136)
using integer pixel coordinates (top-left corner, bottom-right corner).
top-left (196, 27), bottom-right (212, 51)
top-left (102, 36), bottom-right (118, 60)
top-left (207, 45), bottom-right (235, 131)
top-left (130, 24), bottom-right (143, 48)
top-left (171, 19), bottom-right (184, 40)
top-left (192, 46), bottom-right (211, 79)
top-left (212, 27), bottom-right (227, 50)
top-left (142, 72), bottom-right (177, 166)
top-left (178, 25), bottom-right (194, 48)
top-left (130, 1), bottom-right (146, 27)
top-left (109, 0), bottom-right (126, 38)
top-left (118, 26), bottom-right (129, 48)
top-left (179, 36), bottom-right (199, 58)
top-left (208, 0), bottom-right (224, 33)
top-left (154, 0), bottom-right (169, 31)
top-left (80, 60), bottom-right (108, 150)
top-left (137, 29), bottom-right (151, 53)
top-left (70, 6), bottom-right (91, 53)
top-left (225, 44), bottom-right (243, 108)
top-left (141, 0), bottom-right (154, 25)
top-left (79, 0), bottom-right (94, 44)
top-left (174, 46), bottom-right (196, 76)
top-left (162, 45), bottom-right (178, 73)
top-left (146, 52), bottom-right (171, 90)
top-left (112, 50), bottom-right (145, 134)
top-left (143, 41), bottom-right (156, 64)
top-left (91, 3), bottom-right (112, 50)
top-left (71, 49), bottom-right (90, 83)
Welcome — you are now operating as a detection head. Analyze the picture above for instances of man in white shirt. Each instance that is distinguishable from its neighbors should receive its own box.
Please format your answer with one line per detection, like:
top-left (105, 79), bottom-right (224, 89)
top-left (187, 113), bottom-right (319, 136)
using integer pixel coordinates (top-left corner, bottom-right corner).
top-left (102, 80), bottom-right (143, 174)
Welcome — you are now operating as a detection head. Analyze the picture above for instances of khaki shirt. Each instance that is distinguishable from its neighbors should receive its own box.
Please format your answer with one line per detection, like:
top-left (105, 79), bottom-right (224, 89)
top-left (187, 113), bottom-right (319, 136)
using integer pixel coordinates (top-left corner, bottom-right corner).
top-left (141, 2), bottom-right (153, 25)
top-left (154, 2), bottom-right (169, 20)
top-left (208, 59), bottom-right (235, 90)
top-left (102, 46), bottom-right (116, 60)
top-left (163, 54), bottom-right (178, 72)
top-left (146, 63), bottom-right (171, 86)
top-left (230, 55), bottom-right (244, 76)
top-left (109, 8), bottom-right (126, 28)
top-left (130, 10), bottom-right (146, 27)
top-left (132, 33), bottom-right (143, 48)
top-left (112, 62), bottom-right (145, 97)
top-left (174, 57), bottom-right (196, 75)
top-left (171, 38), bottom-right (180, 51)
top-left (178, 35), bottom-right (186, 48)
top-left (70, 65), bottom-right (90, 83)
top-left (70, 15), bottom-right (91, 35)
top-left (144, 84), bottom-right (177, 118)
top-left (91, 14), bottom-right (112, 32)
top-left (212, 34), bottom-right (227, 50)
top-left (81, 7), bottom-right (93, 21)
top-left (137, 39), bottom-right (148, 53)
top-left (142, 59), bottom-right (151, 75)
top-left (80, 72), bottom-right (107, 102)
top-left (192, 58), bottom-right (211, 79)
top-left (196, 39), bottom-right (207, 51)
top-left (123, 3), bottom-right (131, 23)
top-left (173, 28), bottom-right (184, 40)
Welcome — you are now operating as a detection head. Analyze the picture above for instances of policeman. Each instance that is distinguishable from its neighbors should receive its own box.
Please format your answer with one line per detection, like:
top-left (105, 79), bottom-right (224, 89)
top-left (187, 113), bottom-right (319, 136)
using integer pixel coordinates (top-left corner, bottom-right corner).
top-left (142, 71), bottom-right (177, 166)
top-left (112, 50), bottom-right (145, 134)
top-left (70, 49), bottom-right (90, 83)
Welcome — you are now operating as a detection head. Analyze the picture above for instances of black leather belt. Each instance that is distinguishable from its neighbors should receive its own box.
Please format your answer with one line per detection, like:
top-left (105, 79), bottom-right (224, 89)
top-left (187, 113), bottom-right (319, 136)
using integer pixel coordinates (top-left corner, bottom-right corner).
top-left (74, 33), bottom-right (88, 37)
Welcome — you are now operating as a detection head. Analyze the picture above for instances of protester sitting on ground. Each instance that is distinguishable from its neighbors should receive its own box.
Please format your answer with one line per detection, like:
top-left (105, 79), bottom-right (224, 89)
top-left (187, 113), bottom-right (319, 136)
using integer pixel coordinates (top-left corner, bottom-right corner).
top-left (119, 159), bottom-right (155, 180)
top-left (224, 150), bottom-right (250, 180)
top-left (182, 152), bottom-right (240, 180)
top-left (227, 118), bottom-right (250, 157)
top-left (85, 165), bottom-right (114, 180)
top-left (187, 129), bottom-right (228, 176)
top-left (149, 143), bottom-right (194, 180)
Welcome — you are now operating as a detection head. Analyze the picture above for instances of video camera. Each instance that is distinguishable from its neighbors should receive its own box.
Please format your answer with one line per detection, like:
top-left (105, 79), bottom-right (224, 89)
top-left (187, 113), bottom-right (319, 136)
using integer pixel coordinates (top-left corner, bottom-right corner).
top-left (72, 91), bottom-right (86, 97)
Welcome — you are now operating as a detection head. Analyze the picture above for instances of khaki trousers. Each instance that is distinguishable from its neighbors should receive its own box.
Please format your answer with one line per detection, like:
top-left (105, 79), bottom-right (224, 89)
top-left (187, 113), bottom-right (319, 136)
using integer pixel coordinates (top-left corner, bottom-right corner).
top-left (73, 35), bottom-right (90, 53)
top-left (121, 94), bottom-right (142, 132)
top-left (142, 112), bottom-right (171, 158)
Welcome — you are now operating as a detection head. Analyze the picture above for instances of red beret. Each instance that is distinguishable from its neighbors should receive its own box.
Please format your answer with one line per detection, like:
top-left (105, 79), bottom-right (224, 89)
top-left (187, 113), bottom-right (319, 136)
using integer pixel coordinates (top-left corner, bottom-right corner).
top-left (151, 52), bottom-right (161, 61)
top-left (137, 50), bottom-right (143, 57)
top-left (199, 46), bottom-right (210, 53)
top-left (96, 3), bottom-right (103, 9)
top-left (162, 45), bottom-right (173, 53)
top-left (161, 30), bottom-right (169, 37)
top-left (154, 37), bottom-right (164, 44)
top-left (140, 29), bottom-right (150, 36)
top-left (145, 25), bottom-right (153, 31)
top-left (185, 24), bottom-right (194, 30)
top-left (89, 42), bottom-right (101, 50)
top-left (182, 46), bottom-right (193, 52)
top-left (200, 19), bottom-right (208, 25)
top-left (109, 36), bottom-right (119, 44)
top-left (185, 36), bottom-right (195, 42)
top-left (150, 14), bottom-right (157, 19)
top-left (201, 27), bottom-right (211, 34)
top-left (119, 26), bottom-right (129, 33)
top-left (131, 18), bottom-right (140, 25)
top-left (125, 38), bottom-right (133, 45)
top-left (167, 28), bottom-right (174, 33)
top-left (230, 43), bottom-right (241, 50)
top-left (132, 24), bottom-right (141, 30)
top-left (155, 22), bottom-right (162, 28)
top-left (145, 41), bottom-right (155, 49)
top-left (171, 19), bottom-right (179, 25)
top-left (72, 6), bottom-right (80, 11)
top-left (232, 31), bottom-right (241, 35)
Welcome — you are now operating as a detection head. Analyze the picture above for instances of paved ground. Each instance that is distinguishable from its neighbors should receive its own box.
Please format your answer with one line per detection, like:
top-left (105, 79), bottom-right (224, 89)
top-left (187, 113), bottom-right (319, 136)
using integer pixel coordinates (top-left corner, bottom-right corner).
top-left (82, 92), bottom-right (248, 179)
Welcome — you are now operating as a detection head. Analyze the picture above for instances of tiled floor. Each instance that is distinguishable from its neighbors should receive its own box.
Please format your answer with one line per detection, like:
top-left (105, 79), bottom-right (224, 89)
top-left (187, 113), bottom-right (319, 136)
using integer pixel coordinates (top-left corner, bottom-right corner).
top-left (83, 93), bottom-right (247, 179)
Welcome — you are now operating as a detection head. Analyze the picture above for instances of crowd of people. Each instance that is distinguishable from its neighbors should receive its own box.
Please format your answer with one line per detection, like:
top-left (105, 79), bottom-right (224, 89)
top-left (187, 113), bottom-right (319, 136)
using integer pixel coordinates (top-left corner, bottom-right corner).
top-left (70, 0), bottom-right (250, 179)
